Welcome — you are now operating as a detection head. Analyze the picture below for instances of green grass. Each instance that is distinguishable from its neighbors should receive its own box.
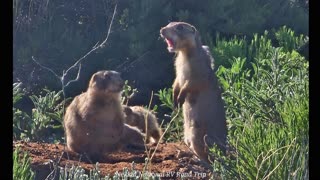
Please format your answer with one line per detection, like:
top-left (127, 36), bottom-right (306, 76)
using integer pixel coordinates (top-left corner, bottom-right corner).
top-left (13, 148), bottom-right (35, 180)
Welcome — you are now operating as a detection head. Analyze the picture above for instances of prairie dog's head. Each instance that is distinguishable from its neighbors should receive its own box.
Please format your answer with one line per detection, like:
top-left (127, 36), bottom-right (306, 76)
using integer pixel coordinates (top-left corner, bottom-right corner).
top-left (122, 105), bottom-right (140, 127)
top-left (88, 70), bottom-right (124, 94)
top-left (160, 22), bottom-right (201, 53)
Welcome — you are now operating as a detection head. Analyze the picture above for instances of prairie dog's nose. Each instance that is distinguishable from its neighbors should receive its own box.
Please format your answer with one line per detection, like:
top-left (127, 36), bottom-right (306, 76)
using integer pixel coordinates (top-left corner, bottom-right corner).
top-left (160, 28), bottom-right (167, 36)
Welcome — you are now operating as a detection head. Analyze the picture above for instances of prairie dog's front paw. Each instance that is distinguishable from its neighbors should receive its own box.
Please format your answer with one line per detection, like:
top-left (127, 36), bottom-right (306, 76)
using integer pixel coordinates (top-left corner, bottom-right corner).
top-left (173, 88), bottom-right (180, 108)
top-left (177, 91), bottom-right (186, 107)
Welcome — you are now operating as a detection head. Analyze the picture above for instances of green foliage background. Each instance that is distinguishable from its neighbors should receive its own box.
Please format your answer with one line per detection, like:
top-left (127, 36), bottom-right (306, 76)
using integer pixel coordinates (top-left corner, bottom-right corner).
top-left (13, 0), bottom-right (308, 102)
top-left (210, 29), bottom-right (308, 179)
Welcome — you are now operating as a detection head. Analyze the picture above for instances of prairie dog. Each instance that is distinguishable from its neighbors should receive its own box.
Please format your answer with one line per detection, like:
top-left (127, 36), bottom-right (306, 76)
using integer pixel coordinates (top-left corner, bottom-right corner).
top-left (64, 70), bottom-right (144, 161)
top-left (123, 105), bottom-right (162, 144)
top-left (160, 22), bottom-right (227, 163)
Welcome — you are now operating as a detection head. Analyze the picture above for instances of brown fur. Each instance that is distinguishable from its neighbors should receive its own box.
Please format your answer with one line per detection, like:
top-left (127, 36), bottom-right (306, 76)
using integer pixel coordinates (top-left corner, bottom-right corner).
top-left (120, 124), bottom-right (146, 150)
top-left (64, 70), bottom-right (144, 161)
top-left (160, 22), bottom-right (227, 163)
top-left (123, 105), bottom-right (162, 144)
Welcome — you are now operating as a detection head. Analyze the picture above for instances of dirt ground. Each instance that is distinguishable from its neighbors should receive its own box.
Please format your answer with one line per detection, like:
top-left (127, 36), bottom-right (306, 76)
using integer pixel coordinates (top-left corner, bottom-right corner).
top-left (13, 140), bottom-right (218, 179)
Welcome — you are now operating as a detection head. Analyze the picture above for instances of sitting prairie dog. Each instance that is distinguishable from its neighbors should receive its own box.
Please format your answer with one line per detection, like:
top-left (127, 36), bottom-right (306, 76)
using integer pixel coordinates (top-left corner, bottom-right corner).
top-left (123, 105), bottom-right (162, 144)
top-left (160, 22), bottom-right (227, 163)
top-left (64, 70), bottom-right (145, 161)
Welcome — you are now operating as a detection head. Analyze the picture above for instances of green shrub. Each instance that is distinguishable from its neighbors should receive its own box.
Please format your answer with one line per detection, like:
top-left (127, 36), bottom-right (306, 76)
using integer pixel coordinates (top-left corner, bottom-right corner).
top-left (211, 27), bottom-right (308, 179)
top-left (29, 89), bottom-right (65, 142)
top-left (13, 147), bottom-right (35, 180)
top-left (13, 87), bottom-right (66, 142)
top-left (13, 83), bottom-right (32, 140)
top-left (212, 26), bottom-right (308, 70)
top-left (275, 26), bottom-right (308, 52)
top-left (156, 88), bottom-right (183, 142)
top-left (211, 94), bottom-right (308, 179)
top-left (121, 80), bottom-right (138, 105)
top-left (13, 82), bottom-right (24, 104)
top-left (212, 34), bottom-right (249, 68)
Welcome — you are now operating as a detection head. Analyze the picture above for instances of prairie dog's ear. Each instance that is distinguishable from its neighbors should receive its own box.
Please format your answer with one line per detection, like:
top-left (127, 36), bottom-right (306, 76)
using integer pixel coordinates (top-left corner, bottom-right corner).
top-left (92, 74), bottom-right (98, 81)
top-left (185, 24), bottom-right (197, 34)
top-left (89, 73), bottom-right (99, 88)
top-left (191, 26), bottom-right (197, 33)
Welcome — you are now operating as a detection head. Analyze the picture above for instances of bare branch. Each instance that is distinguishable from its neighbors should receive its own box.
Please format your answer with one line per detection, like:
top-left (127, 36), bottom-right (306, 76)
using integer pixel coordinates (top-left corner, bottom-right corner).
top-left (32, 56), bottom-right (60, 80)
top-left (63, 3), bottom-right (118, 77)
top-left (32, 3), bottom-right (118, 89)
top-left (116, 51), bottom-right (151, 72)
top-left (64, 63), bottom-right (82, 88)
top-left (100, 4), bottom-right (117, 47)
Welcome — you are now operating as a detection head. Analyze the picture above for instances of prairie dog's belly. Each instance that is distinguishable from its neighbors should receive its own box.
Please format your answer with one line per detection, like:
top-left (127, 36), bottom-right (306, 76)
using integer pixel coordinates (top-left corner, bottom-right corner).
top-left (94, 109), bottom-right (116, 123)
top-left (176, 57), bottom-right (191, 86)
top-left (183, 89), bottom-right (214, 123)
top-left (84, 106), bottom-right (123, 142)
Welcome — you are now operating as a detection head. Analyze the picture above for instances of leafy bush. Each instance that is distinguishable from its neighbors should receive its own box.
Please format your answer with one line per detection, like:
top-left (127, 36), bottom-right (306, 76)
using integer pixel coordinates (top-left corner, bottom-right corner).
top-left (156, 88), bottom-right (183, 142)
top-left (121, 80), bottom-right (138, 105)
top-left (211, 95), bottom-right (309, 179)
top-left (13, 82), bottom-right (28, 140)
top-left (13, 147), bottom-right (35, 180)
top-left (29, 89), bottom-right (65, 142)
top-left (13, 82), bottom-right (24, 104)
top-left (274, 26), bottom-right (309, 52)
top-left (212, 27), bottom-right (308, 70)
top-left (13, 87), bottom-right (66, 142)
top-left (210, 27), bottom-right (308, 179)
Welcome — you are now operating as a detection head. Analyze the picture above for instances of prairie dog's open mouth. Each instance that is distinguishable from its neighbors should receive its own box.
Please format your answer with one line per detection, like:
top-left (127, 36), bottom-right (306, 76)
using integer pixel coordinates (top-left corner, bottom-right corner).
top-left (164, 38), bottom-right (175, 52)
top-left (165, 38), bottom-right (174, 48)
top-left (160, 29), bottom-right (176, 52)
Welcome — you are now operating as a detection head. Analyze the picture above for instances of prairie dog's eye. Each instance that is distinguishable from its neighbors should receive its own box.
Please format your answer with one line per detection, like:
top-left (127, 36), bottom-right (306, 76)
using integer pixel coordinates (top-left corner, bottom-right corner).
top-left (176, 24), bottom-right (184, 31)
top-left (104, 74), bottom-right (111, 80)
top-left (105, 75), bottom-right (111, 80)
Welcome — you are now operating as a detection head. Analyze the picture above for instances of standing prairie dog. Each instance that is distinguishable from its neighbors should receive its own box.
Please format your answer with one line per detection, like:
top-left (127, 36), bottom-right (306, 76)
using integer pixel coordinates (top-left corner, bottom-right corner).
top-left (160, 22), bottom-right (227, 163)
top-left (64, 70), bottom-right (145, 161)
top-left (122, 105), bottom-right (162, 144)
